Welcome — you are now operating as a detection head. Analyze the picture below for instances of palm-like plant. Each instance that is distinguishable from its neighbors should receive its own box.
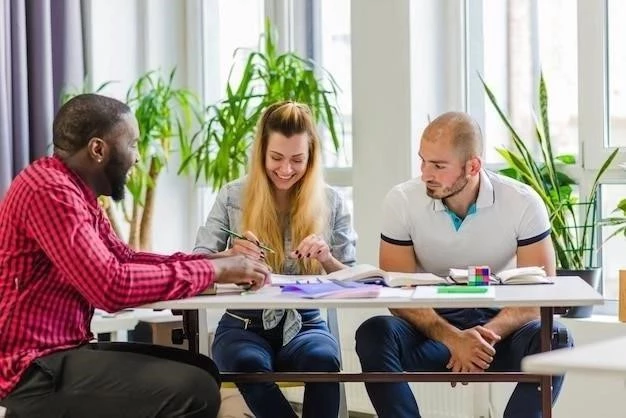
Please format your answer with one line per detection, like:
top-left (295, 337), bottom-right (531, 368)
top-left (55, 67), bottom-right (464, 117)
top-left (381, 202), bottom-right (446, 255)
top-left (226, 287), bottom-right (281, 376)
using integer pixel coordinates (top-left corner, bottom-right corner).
top-left (599, 198), bottom-right (626, 243)
top-left (179, 19), bottom-right (342, 189)
top-left (124, 69), bottom-right (201, 250)
top-left (480, 73), bottom-right (618, 270)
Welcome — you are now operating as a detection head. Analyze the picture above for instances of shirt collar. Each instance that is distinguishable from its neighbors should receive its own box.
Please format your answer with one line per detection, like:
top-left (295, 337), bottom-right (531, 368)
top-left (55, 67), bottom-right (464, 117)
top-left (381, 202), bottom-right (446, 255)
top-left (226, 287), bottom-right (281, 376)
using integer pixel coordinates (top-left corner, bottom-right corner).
top-left (51, 155), bottom-right (99, 207)
top-left (432, 169), bottom-right (495, 212)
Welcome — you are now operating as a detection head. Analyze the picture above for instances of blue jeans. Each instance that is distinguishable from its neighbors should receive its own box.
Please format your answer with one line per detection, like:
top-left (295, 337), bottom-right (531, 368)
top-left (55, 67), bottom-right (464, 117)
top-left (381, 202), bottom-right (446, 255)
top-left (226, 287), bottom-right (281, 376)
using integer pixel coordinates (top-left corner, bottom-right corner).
top-left (212, 310), bottom-right (340, 418)
top-left (355, 313), bottom-right (572, 418)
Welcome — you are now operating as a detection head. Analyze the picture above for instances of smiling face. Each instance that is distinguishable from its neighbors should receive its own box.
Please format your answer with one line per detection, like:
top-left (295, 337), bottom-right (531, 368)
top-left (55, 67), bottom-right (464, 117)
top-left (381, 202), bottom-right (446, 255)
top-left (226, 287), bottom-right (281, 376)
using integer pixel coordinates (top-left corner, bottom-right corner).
top-left (264, 131), bottom-right (310, 192)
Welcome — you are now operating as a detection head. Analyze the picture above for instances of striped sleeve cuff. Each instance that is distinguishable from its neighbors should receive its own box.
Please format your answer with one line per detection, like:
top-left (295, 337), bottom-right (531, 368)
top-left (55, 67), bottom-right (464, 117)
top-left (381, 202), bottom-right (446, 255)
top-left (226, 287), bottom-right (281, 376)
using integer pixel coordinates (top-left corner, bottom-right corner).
top-left (517, 229), bottom-right (551, 247)
top-left (381, 234), bottom-right (414, 246)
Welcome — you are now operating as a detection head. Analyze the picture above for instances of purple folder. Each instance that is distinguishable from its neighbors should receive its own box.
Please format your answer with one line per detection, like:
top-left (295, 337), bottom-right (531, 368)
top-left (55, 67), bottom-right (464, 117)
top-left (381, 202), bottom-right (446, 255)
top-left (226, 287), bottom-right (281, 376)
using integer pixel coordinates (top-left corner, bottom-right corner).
top-left (281, 281), bottom-right (381, 299)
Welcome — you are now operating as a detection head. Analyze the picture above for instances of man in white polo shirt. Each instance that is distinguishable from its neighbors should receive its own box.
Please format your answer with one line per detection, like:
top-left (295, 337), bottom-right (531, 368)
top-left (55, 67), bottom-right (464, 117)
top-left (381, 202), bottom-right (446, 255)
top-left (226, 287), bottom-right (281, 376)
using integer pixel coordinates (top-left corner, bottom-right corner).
top-left (355, 111), bottom-right (572, 418)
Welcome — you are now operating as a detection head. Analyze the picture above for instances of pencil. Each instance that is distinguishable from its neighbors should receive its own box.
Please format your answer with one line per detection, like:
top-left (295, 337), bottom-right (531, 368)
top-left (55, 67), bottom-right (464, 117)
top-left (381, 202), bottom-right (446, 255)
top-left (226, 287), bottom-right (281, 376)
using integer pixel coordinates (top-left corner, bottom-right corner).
top-left (219, 226), bottom-right (276, 254)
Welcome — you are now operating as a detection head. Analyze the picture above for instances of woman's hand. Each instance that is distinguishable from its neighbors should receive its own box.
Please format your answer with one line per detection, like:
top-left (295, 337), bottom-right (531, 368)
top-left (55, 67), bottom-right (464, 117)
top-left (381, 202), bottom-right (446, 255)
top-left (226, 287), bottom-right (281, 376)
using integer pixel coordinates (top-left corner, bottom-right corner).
top-left (228, 230), bottom-right (265, 261)
top-left (290, 234), bottom-right (332, 263)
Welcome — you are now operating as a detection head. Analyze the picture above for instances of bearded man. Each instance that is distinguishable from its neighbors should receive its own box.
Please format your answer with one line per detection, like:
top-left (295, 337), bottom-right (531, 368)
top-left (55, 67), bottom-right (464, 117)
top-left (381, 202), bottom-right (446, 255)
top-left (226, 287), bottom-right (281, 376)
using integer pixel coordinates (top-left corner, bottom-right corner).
top-left (354, 111), bottom-right (572, 418)
top-left (0, 94), bottom-right (270, 418)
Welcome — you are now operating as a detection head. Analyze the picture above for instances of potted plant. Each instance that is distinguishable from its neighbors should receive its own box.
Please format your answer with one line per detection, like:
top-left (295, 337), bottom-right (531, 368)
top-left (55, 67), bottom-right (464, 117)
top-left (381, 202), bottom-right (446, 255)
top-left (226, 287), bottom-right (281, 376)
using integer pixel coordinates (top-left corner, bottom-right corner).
top-left (480, 73), bottom-right (618, 317)
top-left (178, 19), bottom-right (342, 189)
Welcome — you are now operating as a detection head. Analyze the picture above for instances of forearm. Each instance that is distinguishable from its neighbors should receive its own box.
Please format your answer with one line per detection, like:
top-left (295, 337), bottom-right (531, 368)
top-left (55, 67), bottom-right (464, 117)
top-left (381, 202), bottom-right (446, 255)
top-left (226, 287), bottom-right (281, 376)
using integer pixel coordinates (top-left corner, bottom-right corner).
top-left (321, 256), bottom-right (347, 273)
top-left (390, 308), bottom-right (460, 346)
top-left (483, 307), bottom-right (540, 339)
top-left (97, 258), bottom-right (215, 312)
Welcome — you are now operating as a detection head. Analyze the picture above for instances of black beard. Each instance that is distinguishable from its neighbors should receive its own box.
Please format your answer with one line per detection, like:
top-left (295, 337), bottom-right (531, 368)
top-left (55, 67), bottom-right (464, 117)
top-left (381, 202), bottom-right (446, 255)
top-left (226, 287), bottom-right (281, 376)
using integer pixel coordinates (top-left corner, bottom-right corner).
top-left (104, 152), bottom-right (128, 202)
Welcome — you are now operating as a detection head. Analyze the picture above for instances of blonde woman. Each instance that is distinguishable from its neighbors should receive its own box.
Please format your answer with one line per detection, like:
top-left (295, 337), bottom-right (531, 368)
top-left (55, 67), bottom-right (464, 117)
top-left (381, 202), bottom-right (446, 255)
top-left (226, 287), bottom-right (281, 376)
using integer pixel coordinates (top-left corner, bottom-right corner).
top-left (194, 101), bottom-right (356, 418)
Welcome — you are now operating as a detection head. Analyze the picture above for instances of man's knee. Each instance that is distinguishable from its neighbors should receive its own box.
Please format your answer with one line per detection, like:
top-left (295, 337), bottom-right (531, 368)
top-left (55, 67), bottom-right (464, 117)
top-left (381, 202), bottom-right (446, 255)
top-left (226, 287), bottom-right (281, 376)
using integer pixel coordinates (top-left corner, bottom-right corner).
top-left (168, 364), bottom-right (221, 417)
top-left (523, 320), bottom-right (573, 352)
top-left (355, 316), bottom-right (399, 360)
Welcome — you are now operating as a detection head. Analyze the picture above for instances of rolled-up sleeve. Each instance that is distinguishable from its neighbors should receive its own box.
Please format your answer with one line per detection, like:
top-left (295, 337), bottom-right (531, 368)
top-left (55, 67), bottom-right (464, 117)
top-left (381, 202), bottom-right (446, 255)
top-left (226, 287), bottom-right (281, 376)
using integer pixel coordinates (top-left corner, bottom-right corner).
top-left (26, 185), bottom-right (214, 313)
top-left (194, 185), bottom-right (232, 254)
top-left (329, 188), bottom-right (357, 266)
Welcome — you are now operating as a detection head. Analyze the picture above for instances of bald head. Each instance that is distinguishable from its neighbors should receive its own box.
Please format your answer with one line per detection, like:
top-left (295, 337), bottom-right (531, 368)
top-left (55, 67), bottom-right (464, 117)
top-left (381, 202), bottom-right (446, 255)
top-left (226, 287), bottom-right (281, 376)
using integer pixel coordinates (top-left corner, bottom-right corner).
top-left (422, 112), bottom-right (483, 161)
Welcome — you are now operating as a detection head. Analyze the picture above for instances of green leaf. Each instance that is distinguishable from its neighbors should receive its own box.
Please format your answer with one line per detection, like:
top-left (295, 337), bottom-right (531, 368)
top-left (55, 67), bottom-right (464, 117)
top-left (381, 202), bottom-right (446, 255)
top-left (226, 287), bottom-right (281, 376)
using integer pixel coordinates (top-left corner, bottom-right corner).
top-left (555, 154), bottom-right (576, 165)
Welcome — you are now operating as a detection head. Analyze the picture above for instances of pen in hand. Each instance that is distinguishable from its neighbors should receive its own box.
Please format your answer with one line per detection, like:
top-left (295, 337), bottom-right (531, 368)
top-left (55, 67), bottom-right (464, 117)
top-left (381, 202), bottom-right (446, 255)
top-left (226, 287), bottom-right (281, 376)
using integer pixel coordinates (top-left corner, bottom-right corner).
top-left (219, 226), bottom-right (276, 254)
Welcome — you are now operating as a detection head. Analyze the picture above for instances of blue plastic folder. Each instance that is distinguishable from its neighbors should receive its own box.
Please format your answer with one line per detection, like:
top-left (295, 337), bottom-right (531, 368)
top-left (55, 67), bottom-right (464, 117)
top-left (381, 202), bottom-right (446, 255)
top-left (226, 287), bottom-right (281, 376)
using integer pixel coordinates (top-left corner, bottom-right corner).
top-left (281, 281), bottom-right (381, 299)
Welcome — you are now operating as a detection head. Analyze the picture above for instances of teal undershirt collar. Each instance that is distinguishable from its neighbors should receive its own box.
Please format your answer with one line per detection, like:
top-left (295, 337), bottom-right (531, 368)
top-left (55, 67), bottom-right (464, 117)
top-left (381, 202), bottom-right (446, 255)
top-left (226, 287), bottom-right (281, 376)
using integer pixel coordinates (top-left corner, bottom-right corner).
top-left (444, 203), bottom-right (477, 231)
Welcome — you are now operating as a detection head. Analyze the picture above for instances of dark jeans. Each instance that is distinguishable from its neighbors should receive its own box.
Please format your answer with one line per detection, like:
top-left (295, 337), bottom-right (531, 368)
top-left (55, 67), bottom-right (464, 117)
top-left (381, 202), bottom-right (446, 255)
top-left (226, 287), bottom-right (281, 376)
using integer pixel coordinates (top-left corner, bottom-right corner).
top-left (0, 342), bottom-right (221, 418)
top-left (355, 314), bottom-right (572, 418)
top-left (212, 309), bottom-right (340, 418)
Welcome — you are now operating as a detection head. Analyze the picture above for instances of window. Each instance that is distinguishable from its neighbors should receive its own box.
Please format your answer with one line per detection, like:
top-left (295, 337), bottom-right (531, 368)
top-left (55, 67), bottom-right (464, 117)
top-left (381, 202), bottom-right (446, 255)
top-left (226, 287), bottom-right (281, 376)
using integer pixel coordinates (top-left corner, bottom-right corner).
top-left (600, 184), bottom-right (626, 299)
top-left (201, 0), bottom-right (265, 104)
top-left (476, 0), bottom-right (578, 164)
top-left (608, 0), bottom-right (626, 147)
top-left (317, 0), bottom-right (352, 168)
top-left (198, 0), bottom-right (265, 222)
top-left (468, 0), bottom-right (626, 303)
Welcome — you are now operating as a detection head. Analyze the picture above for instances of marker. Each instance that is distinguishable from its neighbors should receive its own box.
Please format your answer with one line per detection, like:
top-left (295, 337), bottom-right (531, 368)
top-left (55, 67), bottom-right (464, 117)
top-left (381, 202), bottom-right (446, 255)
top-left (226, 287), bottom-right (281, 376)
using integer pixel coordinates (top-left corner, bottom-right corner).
top-left (219, 226), bottom-right (275, 254)
top-left (437, 286), bottom-right (489, 294)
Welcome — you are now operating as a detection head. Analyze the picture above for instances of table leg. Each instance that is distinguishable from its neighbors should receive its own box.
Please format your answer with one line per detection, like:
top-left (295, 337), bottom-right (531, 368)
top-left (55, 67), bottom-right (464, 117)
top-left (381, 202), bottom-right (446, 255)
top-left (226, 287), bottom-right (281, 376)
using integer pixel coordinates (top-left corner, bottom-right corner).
top-left (540, 307), bottom-right (554, 418)
top-left (182, 310), bottom-right (200, 354)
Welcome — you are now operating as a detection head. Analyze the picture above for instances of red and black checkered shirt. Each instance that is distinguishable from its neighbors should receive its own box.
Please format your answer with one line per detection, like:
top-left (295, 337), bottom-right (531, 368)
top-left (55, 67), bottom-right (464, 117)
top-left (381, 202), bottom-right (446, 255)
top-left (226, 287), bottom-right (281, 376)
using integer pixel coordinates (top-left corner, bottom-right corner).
top-left (0, 156), bottom-right (215, 398)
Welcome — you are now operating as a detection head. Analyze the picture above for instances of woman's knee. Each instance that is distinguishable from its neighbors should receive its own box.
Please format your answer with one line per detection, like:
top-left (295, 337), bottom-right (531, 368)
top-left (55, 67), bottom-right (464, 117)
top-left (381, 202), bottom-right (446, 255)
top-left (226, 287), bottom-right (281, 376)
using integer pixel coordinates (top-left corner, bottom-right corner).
top-left (215, 348), bottom-right (272, 373)
top-left (298, 345), bottom-right (340, 372)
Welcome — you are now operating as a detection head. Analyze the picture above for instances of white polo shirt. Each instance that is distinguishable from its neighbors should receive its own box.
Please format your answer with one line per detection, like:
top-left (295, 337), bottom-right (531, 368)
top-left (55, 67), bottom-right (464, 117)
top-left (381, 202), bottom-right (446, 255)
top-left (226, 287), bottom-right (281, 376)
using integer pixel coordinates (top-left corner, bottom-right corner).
top-left (381, 170), bottom-right (551, 277)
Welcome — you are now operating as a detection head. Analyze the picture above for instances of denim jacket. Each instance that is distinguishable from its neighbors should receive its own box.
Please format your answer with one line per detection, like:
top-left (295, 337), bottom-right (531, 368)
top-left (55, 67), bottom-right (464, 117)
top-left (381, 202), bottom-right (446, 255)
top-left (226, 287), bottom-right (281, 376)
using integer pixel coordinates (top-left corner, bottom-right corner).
top-left (193, 178), bottom-right (357, 345)
top-left (193, 178), bottom-right (357, 271)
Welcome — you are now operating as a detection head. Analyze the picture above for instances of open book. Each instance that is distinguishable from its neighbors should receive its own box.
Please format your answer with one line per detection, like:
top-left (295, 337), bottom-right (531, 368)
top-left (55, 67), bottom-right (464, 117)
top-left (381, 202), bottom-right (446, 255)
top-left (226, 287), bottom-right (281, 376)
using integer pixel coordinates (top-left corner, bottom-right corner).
top-left (270, 264), bottom-right (448, 287)
top-left (448, 266), bottom-right (553, 285)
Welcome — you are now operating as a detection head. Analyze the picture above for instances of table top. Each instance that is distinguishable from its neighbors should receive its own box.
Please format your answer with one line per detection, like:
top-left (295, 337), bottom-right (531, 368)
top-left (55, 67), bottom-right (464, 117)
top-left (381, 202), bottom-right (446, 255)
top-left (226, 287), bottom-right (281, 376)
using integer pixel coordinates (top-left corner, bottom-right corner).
top-left (522, 336), bottom-right (626, 377)
top-left (144, 276), bottom-right (603, 310)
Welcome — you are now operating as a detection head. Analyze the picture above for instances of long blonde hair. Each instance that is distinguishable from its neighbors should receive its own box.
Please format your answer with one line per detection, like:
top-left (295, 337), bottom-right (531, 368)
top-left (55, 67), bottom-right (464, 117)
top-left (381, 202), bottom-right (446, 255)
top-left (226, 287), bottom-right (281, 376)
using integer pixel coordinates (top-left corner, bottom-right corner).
top-left (241, 101), bottom-right (328, 274)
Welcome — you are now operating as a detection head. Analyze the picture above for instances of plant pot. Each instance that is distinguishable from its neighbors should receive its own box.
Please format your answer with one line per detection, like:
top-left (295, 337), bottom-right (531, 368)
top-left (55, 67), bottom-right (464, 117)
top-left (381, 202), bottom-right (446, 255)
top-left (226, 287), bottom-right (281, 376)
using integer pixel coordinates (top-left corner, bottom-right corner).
top-left (557, 268), bottom-right (602, 318)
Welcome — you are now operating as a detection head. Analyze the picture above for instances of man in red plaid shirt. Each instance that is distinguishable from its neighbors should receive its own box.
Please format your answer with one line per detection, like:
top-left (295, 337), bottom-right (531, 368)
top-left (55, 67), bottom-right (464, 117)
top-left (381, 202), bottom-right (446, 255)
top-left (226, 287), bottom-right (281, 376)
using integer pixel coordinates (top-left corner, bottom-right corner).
top-left (0, 94), bottom-right (270, 418)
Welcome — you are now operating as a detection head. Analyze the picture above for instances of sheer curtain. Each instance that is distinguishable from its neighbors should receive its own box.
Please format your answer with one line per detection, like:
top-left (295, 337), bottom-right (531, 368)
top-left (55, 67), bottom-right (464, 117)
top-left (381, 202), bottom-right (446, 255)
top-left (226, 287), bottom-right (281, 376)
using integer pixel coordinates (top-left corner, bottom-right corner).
top-left (0, 0), bottom-right (84, 197)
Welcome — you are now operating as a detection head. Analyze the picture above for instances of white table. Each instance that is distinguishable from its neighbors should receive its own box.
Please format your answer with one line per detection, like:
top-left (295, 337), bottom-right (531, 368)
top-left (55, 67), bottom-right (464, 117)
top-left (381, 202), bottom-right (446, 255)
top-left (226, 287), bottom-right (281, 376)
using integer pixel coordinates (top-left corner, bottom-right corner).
top-left (522, 336), bottom-right (626, 378)
top-left (145, 276), bottom-right (603, 418)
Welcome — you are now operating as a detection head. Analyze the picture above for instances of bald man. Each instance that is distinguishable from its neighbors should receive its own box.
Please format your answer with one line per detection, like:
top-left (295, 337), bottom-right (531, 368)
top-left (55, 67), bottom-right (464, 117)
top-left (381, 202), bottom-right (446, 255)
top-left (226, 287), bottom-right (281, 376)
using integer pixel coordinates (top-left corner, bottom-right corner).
top-left (355, 112), bottom-right (571, 418)
top-left (0, 94), bottom-right (270, 418)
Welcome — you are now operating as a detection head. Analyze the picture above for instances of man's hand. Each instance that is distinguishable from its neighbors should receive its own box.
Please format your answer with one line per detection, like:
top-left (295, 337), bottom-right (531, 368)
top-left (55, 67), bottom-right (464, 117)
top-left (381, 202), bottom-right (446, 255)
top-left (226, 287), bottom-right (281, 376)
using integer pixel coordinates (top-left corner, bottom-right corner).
top-left (228, 230), bottom-right (265, 261)
top-left (444, 325), bottom-right (501, 387)
top-left (210, 255), bottom-right (270, 291)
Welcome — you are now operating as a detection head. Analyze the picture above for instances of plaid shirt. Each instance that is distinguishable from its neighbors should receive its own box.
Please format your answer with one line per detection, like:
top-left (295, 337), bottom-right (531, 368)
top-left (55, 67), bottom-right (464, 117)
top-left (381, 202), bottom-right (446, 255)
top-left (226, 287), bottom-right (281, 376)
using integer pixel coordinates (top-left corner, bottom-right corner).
top-left (0, 156), bottom-right (215, 399)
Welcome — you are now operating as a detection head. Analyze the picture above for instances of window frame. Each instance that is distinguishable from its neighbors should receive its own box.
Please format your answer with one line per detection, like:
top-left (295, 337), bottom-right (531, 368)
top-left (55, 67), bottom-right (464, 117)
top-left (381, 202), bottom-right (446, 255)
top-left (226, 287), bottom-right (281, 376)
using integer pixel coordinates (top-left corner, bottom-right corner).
top-left (465, 0), bottom-right (625, 310)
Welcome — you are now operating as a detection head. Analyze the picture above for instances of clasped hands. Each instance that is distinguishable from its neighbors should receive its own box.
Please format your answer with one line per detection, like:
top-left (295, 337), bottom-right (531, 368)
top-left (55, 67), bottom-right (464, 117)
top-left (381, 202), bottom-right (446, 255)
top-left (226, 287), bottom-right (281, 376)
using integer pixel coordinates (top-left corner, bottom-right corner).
top-left (445, 325), bottom-right (501, 387)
